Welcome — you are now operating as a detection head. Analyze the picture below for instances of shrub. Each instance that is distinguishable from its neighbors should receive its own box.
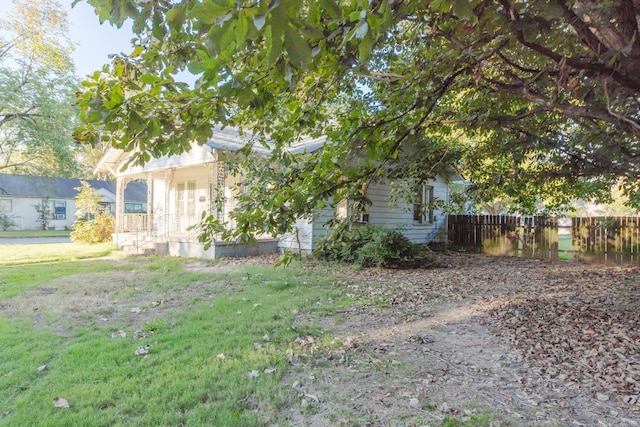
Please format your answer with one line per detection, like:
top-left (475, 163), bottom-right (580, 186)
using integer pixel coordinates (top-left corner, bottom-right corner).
top-left (315, 223), bottom-right (440, 269)
top-left (70, 212), bottom-right (114, 243)
top-left (70, 181), bottom-right (115, 244)
top-left (0, 213), bottom-right (16, 231)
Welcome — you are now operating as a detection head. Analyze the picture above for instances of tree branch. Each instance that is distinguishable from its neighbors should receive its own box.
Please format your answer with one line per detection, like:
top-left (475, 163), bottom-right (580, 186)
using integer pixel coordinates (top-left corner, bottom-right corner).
top-left (482, 76), bottom-right (640, 138)
top-left (499, 0), bottom-right (640, 92)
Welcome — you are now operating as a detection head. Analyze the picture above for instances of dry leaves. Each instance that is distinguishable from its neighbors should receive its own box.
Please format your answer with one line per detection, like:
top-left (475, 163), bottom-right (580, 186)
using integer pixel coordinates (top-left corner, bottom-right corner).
top-left (134, 345), bottom-right (150, 356)
top-left (52, 397), bottom-right (70, 408)
top-left (330, 253), bottom-right (640, 418)
top-left (484, 266), bottom-right (640, 410)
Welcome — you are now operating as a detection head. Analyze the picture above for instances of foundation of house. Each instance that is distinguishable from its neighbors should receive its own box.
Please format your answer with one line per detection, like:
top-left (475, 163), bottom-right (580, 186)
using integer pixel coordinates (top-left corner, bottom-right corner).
top-left (113, 233), bottom-right (279, 259)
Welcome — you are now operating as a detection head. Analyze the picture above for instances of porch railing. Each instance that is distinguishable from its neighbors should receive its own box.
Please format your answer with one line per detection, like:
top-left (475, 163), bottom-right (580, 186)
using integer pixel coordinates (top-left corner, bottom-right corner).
top-left (121, 214), bottom-right (148, 232)
top-left (120, 213), bottom-right (202, 236)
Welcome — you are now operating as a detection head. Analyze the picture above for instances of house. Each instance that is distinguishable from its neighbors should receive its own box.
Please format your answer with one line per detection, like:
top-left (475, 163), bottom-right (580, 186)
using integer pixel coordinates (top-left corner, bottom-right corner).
top-left (95, 127), bottom-right (453, 258)
top-left (0, 174), bottom-right (147, 230)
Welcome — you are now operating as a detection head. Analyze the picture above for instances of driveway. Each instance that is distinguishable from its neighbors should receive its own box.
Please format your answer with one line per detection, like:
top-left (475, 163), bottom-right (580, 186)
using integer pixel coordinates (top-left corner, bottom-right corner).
top-left (0, 237), bottom-right (71, 245)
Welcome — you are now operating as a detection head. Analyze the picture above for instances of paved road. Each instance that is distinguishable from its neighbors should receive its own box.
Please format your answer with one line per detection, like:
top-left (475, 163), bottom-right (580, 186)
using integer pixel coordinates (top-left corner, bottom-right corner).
top-left (0, 237), bottom-right (72, 245)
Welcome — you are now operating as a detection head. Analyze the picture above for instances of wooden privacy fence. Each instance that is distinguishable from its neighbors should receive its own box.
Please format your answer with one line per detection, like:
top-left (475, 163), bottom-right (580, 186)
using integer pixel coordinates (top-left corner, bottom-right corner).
top-left (447, 215), bottom-right (640, 263)
top-left (447, 215), bottom-right (558, 259)
top-left (572, 216), bottom-right (640, 263)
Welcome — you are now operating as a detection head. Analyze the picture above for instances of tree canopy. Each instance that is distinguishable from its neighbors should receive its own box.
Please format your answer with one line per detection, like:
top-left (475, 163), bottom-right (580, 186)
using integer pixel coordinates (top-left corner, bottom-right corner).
top-left (76, 0), bottom-right (640, 239)
top-left (0, 0), bottom-right (90, 177)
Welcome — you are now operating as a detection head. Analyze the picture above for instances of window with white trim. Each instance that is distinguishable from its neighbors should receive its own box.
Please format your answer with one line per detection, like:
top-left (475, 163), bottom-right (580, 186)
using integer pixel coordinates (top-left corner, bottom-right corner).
top-left (0, 199), bottom-right (12, 213)
top-left (176, 182), bottom-right (196, 216)
top-left (413, 185), bottom-right (434, 224)
top-left (335, 198), bottom-right (369, 223)
top-left (51, 200), bottom-right (67, 220)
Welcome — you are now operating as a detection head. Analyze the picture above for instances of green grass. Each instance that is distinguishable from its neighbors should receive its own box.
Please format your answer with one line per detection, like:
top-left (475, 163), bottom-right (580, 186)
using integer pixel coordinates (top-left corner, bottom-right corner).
top-left (0, 257), bottom-right (349, 426)
top-left (0, 229), bottom-right (71, 238)
top-left (0, 242), bottom-right (116, 265)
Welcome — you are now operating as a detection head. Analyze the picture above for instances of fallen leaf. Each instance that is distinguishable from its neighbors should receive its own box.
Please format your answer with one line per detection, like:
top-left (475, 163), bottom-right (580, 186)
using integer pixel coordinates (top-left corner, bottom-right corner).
top-left (52, 397), bottom-right (70, 408)
top-left (408, 398), bottom-right (422, 409)
top-left (134, 345), bottom-right (150, 356)
top-left (133, 330), bottom-right (148, 339)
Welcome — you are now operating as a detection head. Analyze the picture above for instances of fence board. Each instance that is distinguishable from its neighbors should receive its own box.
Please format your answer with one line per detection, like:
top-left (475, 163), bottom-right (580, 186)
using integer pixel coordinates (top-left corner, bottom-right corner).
top-left (450, 215), bottom-right (640, 264)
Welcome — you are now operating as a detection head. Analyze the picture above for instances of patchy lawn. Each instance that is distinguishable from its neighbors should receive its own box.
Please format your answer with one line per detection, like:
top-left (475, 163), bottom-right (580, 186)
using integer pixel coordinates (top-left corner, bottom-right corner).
top-left (0, 242), bottom-right (115, 266)
top-left (1, 253), bottom-right (639, 426)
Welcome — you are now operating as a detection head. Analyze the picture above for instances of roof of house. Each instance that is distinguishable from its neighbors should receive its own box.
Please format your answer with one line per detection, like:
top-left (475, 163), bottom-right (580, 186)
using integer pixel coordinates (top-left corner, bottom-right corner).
top-left (94, 126), bottom-right (328, 176)
top-left (203, 126), bottom-right (327, 155)
top-left (0, 174), bottom-right (147, 202)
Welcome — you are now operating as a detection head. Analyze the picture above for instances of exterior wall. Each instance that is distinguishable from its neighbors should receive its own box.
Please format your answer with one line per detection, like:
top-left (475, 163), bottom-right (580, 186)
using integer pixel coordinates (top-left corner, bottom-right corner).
top-left (365, 177), bottom-right (449, 244)
top-left (0, 196), bottom-right (76, 230)
top-left (307, 177), bottom-right (450, 250)
top-left (278, 218), bottom-right (314, 253)
top-left (278, 206), bottom-right (334, 254)
top-left (118, 145), bottom-right (215, 177)
top-left (309, 206), bottom-right (336, 250)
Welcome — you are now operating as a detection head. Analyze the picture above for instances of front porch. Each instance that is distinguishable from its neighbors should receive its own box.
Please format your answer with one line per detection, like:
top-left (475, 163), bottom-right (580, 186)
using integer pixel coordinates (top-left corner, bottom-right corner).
top-left (115, 205), bottom-right (278, 259)
top-left (97, 134), bottom-right (282, 260)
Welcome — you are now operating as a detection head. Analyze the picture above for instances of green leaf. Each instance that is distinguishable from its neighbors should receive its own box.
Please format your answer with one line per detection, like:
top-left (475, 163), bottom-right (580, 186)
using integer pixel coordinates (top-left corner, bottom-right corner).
top-left (190, 0), bottom-right (234, 25)
top-left (319, 0), bottom-right (343, 19)
top-left (166, 4), bottom-right (187, 29)
top-left (236, 15), bottom-right (249, 48)
top-left (452, 0), bottom-right (476, 22)
top-left (284, 26), bottom-right (312, 68)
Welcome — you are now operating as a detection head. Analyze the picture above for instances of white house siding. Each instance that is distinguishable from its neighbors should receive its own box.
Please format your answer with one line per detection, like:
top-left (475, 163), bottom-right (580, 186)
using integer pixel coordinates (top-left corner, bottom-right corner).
top-left (278, 218), bottom-right (314, 253)
top-left (309, 206), bottom-right (336, 250)
top-left (278, 203), bottom-right (337, 254)
top-left (365, 178), bottom-right (449, 244)
top-left (295, 177), bottom-right (449, 251)
top-left (1, 196), bottom-right (76, 230)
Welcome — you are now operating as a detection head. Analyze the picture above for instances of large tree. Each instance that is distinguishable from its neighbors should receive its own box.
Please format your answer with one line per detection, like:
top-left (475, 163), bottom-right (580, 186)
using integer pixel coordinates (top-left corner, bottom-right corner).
top-left (76, 0), bottom-right (640, 240)
top-left (0, 0), bottom-right (89, 178)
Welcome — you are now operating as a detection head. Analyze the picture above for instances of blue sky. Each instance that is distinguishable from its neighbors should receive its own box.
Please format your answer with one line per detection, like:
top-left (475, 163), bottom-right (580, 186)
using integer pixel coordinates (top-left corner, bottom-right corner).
top-left (0, 0), bottom-right (135, 78)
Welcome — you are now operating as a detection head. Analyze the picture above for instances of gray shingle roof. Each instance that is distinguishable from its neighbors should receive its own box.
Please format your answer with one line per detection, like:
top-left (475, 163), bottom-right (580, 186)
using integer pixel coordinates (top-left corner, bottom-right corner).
top-left (204, 126), bottom-right (326, 155)
top-left (0, 174), bottom-right (147, 202)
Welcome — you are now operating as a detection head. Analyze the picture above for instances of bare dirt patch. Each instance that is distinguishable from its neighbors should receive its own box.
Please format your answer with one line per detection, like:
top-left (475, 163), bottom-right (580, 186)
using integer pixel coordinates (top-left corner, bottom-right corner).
top-left (282, 254), bottom-right (640, 426)
top-left (0, 262), bottom-right (225, 334)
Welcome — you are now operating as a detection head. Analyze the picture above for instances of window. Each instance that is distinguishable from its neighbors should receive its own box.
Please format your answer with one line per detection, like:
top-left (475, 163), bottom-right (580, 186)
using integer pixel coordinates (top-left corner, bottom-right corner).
top-left (176, 182), bottom-right (196, 216)
top-left (0, 199), bottom-right (11, 213)
top-left (336, 199), bottom-right (348, 220)
top-left (335, 198), bottom-right (369, 223)
top-left (124, 203), bottom-right (145, 213)
top-left (99, 202), bottom-right (114, 215)
top-left (413, 185), bottom-right (434, 224)
top-left (51, 200), bottom-right (66, 220)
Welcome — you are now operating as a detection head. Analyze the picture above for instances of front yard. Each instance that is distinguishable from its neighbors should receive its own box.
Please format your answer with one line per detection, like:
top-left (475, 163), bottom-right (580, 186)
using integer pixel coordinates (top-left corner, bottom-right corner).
top-left (1, 248), bottom-right (639, 426)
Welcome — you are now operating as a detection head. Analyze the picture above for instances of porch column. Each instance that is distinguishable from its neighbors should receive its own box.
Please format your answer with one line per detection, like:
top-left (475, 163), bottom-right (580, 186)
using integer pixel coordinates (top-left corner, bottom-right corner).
top-left (215, 162), bottom-right (226, 222)
top-left (164, 169), bottom-right (173, 235)
top-left (146, 172), bottom-right (153, 233)
top-left (115, 177), bottom-right (130, 232)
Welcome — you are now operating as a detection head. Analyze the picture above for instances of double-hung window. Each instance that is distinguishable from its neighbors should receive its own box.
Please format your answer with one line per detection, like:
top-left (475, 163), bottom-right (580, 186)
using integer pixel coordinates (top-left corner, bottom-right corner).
top-left (52, 200), bottom-right (66, 220)
top-left (413, 185), bottom-right (434, 224)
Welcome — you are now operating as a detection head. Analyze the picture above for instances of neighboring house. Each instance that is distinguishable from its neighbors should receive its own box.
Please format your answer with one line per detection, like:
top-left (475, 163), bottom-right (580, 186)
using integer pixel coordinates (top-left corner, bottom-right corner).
top-left (95, 127), bottom-right (454, 258)
top-left (0, 174), bottom-right (147, 230)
